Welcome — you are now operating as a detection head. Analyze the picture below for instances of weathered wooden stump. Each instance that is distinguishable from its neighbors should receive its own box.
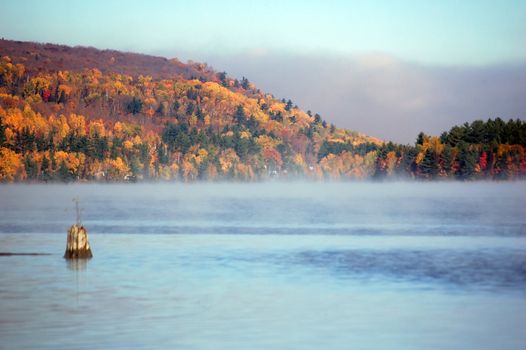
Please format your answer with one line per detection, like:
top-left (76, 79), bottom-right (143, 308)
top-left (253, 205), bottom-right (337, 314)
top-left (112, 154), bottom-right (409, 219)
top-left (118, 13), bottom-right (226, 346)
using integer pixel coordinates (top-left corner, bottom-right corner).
top-left (64, 224), bottom-right (93, 259)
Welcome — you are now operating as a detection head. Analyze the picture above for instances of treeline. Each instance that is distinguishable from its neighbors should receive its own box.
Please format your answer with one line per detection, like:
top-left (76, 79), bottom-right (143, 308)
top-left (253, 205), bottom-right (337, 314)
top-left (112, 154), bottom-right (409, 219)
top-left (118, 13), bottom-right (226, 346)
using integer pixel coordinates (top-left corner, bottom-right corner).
top-left (0, 52), bottom-right (525, 182)
top-left (301, 118), bottom-right (526, 180)
top-left (440, 119), bottom-right (526, 147)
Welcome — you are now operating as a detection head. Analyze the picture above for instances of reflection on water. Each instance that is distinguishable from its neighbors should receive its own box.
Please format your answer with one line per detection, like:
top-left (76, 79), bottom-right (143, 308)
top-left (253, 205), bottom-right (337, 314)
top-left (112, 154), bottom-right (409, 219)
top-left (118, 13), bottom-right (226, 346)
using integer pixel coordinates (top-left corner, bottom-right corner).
top-left (66, 258), bottom-right (90, 271)
top-left (0, 183), bottom-right (526, 349)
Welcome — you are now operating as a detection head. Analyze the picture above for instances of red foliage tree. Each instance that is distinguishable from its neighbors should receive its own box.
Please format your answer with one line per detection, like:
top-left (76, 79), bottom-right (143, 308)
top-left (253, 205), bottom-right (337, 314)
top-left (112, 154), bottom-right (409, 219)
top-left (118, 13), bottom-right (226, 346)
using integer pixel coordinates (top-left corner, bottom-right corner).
top-left (42, 89), bottom-right (51, 102)
top-left (479, 151), bottom-right (488, 171)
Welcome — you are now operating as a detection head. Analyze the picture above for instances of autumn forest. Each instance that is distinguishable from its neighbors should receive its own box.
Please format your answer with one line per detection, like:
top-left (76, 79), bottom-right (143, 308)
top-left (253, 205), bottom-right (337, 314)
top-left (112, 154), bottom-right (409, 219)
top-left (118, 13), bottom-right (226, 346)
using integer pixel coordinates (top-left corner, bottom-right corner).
top-left (0, 40), bottom-right (525, 182)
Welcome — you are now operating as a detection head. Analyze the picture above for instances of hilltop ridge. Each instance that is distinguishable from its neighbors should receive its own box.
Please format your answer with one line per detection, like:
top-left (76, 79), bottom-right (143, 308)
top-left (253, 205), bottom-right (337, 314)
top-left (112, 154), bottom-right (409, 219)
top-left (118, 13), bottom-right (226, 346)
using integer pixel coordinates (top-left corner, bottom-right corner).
top-left (0, 38), bottom-right (217, 80)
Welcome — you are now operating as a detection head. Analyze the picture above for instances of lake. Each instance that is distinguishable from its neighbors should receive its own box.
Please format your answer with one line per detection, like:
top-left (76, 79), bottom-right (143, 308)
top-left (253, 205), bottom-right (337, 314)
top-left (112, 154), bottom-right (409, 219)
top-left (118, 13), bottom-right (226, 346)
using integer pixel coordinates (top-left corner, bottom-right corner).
top-left (1, 182), bottom-right (525, 349)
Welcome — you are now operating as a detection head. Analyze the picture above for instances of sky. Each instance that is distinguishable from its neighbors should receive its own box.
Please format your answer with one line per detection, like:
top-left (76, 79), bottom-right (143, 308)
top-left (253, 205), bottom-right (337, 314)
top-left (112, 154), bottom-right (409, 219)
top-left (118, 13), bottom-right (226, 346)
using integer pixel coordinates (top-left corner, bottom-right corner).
top-left (1, 0), bottom-right (525, 142)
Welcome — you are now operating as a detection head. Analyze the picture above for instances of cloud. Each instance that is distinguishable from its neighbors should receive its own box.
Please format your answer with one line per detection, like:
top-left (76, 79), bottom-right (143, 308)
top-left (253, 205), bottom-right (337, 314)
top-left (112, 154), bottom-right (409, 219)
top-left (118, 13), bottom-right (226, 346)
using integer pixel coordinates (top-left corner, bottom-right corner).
top-left (201, 51), bottom-right (526, 143)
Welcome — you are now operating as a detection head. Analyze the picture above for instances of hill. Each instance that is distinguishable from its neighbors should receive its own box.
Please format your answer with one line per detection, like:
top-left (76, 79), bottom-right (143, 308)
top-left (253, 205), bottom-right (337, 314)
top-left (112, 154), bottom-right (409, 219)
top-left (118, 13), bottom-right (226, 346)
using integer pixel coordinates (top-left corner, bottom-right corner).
top-left (0, 39), bottom-right (525, 181)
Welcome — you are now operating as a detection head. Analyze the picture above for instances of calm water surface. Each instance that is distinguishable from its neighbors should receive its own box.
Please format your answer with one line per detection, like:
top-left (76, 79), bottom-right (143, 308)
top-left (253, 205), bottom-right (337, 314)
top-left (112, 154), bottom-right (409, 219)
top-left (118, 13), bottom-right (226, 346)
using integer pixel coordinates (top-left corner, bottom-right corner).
top-left (1, 182), bottom-right (525, 349)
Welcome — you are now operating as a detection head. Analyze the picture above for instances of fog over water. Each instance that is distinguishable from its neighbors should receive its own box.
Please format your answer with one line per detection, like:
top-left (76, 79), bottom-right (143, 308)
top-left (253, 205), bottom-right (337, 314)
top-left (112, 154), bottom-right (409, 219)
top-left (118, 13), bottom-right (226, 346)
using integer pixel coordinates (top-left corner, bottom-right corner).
top-left (1, 182), bottom-right (524, 236)
top-left (1, 182), bottom-right (525, 349)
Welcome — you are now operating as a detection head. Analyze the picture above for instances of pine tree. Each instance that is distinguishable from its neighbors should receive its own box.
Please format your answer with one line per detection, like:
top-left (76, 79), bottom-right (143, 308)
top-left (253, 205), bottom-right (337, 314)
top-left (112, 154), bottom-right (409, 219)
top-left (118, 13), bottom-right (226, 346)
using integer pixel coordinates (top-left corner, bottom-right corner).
top-left (241, 77), bottom-right (250, 89)
top-left (57, 90), bottom-right (67, 104)
top-left (186, 102), bottom-right (195, 116)
top-left (58, 160), bottom-right (72, 182)
top-left (218, 72), bottom-right (228, 87)
top-left (373, 147), bottom-right (388, 179)
top-left (155, 102), bottom-right (165, 116)
top-left (416, 132), bottom-right (426, 145)
top-left (24, 154), bottom-right (38, 180)
top-left (457, 145), bottom-right (477, 180)
top-left (234, 105), bottom-right (245, 124)
top-left (40, 156), bottom-right (50, 181)
top-left (172, 100), bottom-right (180, 113)
top-left (0, 117), bottom-right (6, 146)
top-left (419, 148), bottom-right (439, 179)
top-left (126, 97), bottom-right (143, 115)
top-left (441, 144), bottom-right (453, 176)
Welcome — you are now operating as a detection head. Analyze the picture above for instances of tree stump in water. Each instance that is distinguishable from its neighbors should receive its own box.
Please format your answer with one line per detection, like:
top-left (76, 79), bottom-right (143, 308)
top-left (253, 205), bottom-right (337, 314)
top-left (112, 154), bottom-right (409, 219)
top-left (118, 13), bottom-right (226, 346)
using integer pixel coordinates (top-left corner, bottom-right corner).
top-left (64, 224), bottom-right (93, 259)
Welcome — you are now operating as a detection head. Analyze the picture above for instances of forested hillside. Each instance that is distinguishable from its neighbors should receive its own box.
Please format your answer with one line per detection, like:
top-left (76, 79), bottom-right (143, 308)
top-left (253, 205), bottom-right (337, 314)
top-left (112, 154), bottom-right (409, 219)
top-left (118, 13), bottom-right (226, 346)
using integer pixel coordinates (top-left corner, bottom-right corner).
top-left (0, 40), bottom-right (525, 182)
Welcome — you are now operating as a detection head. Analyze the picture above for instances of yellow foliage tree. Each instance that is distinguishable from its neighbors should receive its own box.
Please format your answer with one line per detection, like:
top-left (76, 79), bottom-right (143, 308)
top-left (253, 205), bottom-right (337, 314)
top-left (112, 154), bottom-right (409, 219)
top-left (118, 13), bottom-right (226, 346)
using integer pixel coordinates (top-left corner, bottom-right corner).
top-left (0, 147), bottom-right (23, 182)
top-left (181, 159), bottom-right (197, 181)
top-left (89, 119), bottom-right (106, 137)
top-left (68, 114), bottom-right (87, 136)
top-left (104, 157), bottom-right (129, 180)
top-left (49, 115), bottom-right (70, 144)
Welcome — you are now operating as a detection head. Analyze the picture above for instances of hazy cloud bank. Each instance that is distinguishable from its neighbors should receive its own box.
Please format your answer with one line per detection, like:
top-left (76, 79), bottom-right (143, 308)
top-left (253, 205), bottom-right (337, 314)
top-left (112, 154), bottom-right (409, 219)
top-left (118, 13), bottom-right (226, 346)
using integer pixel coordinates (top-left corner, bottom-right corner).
top-left (200, 51), bottom-right (526, 143)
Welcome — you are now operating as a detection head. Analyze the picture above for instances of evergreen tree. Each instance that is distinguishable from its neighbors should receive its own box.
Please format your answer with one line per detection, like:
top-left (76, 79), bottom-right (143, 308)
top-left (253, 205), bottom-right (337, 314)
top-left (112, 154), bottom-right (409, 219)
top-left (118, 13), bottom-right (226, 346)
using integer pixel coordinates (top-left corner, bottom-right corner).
top-left (416, 132), bottom-right (426, 145)
top-left (218, 72), bottom-right (228, 87)
top-left (35, 134), bottom-right (50, 151)
top-left (439, 131), bottom-right (448, 144)
top-left (57, 90), bottom-right (67, 104)
top-left (126, 97), bottom-right (143, 115)
top-left (419, 148), bottom-right (439, 179)
top-left (90, 136), bottom-right (109, 160)
top-left (318, 140), bottom-right (330, 161)
top-left (495, 151), bottom-right (511, 179)
top-left (186, 102), bottom-right (195, 116)
top-left (128, 155), bottom-right (141, 177)
top-left (271, 111), bottom-right (283, 122)
top-left (50, 149), bottom-right (57, 172)
top-left (373, 147), bottom-right (388, 179)
top-left (172, 100), bottom-right (180, 113)
top-left (441, 144), bottom-right (454, 176)
top-left (467, 120), bottom-right (485, 144)
top-left (110, 137), bottom-right (122, 159)
top-left (234, 105), bottom-right (246, 124)
top-left (0, 117), bottom-right (6, 146)
top-left (241, 77), bottom-right (250, 89)
top-left (186, 88), bottom-right (198, 100)
top-left (401, 147), bottom-right (418, 177)
top-left (15, 127), bottom-right (36, 153)
top-left (157, 143), bottom-right (169, 165)
top-left (446, 126), bottom-right (464, 146)
top-left (155, 102), bottom-right (165, 116)
top-left (40, 156), bottom-right (51, 182)
top-left (58, 160), bottom-right (72, 182)
top-left (198, 159), bottom-right (209, 180)
top-left (246, 116), bottom-right (259, 133)
top-left (457, 144), bottom-right (477, 180)
top-left (24, 154), bottom-right (38, 180)
top-left (137, 143), bottom-right (151, 179)
top-left (162, 123), bottom-right (191, 153)
top-left (233, 130), bottom-right (250, 160)
top-left (196, 107), bottom-right (204, 122)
